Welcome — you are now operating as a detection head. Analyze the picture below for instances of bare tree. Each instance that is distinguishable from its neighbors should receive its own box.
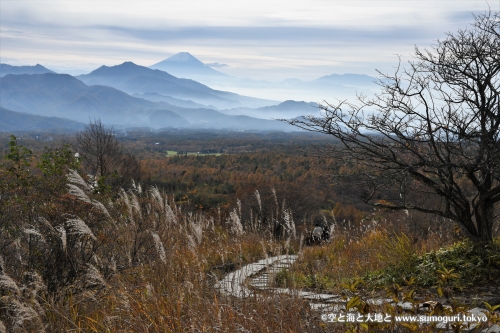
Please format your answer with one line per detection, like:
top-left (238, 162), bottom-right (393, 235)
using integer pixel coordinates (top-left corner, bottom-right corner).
top-left (76, 120), bottom-right (125, 189)
top-left (76, 120), bottom-right (142, 190)
top-left (288, 11), bottom-right (500, 243)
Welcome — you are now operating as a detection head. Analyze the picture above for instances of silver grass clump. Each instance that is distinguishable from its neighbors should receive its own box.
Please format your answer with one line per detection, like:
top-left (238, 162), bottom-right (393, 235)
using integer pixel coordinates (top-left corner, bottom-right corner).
top-left (254, 190), bottom-right (262, 213)
top-left (150, 187), bottom-right (164, 210)
top-left (150, 232), bottom-right (166, 263)
top-left (67, 169), bottom-right (91, 191)
top-left (91, 254), bottom-right (101, 267)
top-left (23, 227), bottom-right (44, 241)
top-left (271, 188), bottom-right (279, 220)
top-left (271, 188), bottom-right (278, 206)
top-left (249, 209), bottom-right (255, 231)
top-left (165, 203), bottom-right (177, 224)
top-left (91, 200), bottom-right (112, 221)
top-left (65, 218), bottom-right (96, 241)
top-left (2, 298), bottom-right (44, 333)
top-left (120, 189), bottom-right (133, 222)
top-left (228, 208), bottom-right (244, 236)
top-left (187, 234), bottom-right (197, 253)
top-left (129, 191), bottom-right (142, 219)
top-left (82, 264), bottom-right (107, 290)
top-left (13, 239), bottom-right (22, 265)
top-left (36, 217), bottom-right (54, 232)
top-left (131, 180), bottom-right (142, 194)
top-left (282, 208), bottom-right (296, 239)
top-left (189, 221), bottom-right (203, 245)
top-left (272, 188), bottom-right (280, 222)
top-left (322, 214), bottom-right (328, 224)
top-left (329, 223), bottom-right (335, 237)
top-left (0, 273), bottom-right (20, 296)
top-left (67, 184), bottom-right (91, 203)
top-left (237, 199), bottom-right (242, 218)
top-left (54, 225), bottom-right (67, 252)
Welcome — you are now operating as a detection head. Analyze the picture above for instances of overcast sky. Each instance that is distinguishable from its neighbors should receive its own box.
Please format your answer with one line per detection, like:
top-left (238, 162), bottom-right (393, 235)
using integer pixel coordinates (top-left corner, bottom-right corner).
top-left (0, 0), bottom-right (497, 80)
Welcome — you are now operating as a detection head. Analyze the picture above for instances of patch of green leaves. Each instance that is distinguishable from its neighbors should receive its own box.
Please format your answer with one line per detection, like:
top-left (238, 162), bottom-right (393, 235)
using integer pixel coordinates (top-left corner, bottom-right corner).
top-left (365, 239), bottom-right (500, 289)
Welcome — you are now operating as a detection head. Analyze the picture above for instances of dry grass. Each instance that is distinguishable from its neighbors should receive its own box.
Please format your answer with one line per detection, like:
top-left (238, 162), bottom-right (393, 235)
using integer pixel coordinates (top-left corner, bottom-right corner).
top-left (2, 167), bottom-right (497, 332)
top-left (40, 228), bottom-right (319, 332)
top-left (281, 211), bottom-right (462, 293)
top-left (2, 171), bottom-right (332, 332)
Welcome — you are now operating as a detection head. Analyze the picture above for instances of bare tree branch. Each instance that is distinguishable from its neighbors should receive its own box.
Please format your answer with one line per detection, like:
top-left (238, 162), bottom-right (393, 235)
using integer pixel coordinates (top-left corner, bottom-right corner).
top-left (285, 11), bottom-right (500, 243)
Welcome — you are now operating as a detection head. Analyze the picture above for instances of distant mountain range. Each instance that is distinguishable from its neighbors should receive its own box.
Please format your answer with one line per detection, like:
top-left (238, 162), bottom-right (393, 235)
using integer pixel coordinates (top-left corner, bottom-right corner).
top-left (148, 53), bottom-right (381, 102)
top-left (0, 64), bottom-right (55, 77)
top-left (0, 106), bottom-right (84, 132)
top-left (0, 57), bottom-right (383, 132)
top-left (0, 72), bottom-right (295, 131)
top-left (77, 62), bottom-right (275, 109)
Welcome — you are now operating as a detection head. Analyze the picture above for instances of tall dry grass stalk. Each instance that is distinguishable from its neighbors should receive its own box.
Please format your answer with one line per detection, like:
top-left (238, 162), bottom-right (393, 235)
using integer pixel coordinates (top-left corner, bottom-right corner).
top-left (2, 170), bottom-right (324, 332)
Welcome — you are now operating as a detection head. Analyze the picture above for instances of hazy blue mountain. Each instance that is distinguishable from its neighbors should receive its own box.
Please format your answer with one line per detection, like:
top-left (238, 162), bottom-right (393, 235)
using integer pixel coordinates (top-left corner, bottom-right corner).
top-left (0, 73), bottom-right (294, 131)
top-left (183, 68), bottom-right (381, 102)
top-left (145, 52), bottom-right (382, 102)
top-left (150, 52), bottom-right (229, 80)
top-left (0, 106), bottom-right (84, 132)
top-left (0, 73), bottom-right (189, 127)
top-left (221, 100), bottom-right (320, 119)
top-left (132, 92), bottom-right (218, 109)
top-left (0, 64), bottom-right (56, 77)
top-left (77, 62), bottom-right (276, 109)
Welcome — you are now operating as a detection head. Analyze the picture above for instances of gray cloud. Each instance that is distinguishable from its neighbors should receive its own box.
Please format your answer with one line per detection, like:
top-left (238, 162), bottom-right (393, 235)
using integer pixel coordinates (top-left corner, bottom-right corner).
top-left (0, 1), bottom-right (491, 81)
top-left (86, 24), bottom-right (438, 43)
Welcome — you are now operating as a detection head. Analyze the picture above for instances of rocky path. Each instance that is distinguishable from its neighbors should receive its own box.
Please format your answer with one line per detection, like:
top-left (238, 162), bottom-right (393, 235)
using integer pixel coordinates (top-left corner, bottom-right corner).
top-left (215, 254), bottom-right (500, 332)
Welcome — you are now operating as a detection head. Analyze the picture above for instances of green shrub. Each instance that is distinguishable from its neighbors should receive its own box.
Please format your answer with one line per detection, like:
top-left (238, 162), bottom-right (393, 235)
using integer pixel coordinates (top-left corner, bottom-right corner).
top-left (366, 239), bottom-right (500, 289)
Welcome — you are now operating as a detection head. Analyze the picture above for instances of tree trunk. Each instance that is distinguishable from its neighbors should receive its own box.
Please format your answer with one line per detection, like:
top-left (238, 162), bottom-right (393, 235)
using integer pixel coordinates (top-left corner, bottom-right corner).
top-left (474, 200), bottom-right (494, 243)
